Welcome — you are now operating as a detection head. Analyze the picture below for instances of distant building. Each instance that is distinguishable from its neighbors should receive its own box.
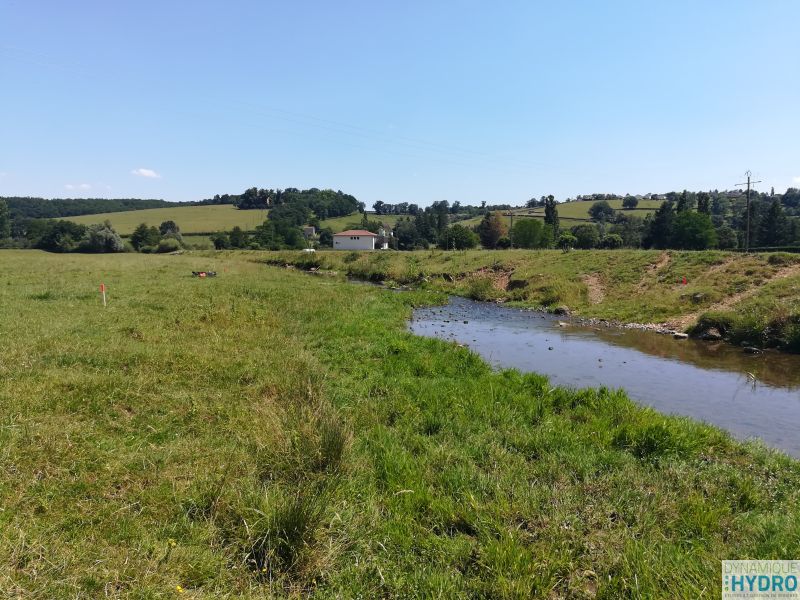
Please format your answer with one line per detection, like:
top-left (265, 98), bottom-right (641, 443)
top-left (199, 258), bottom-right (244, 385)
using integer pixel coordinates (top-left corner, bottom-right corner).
top-left (333, 229), bottom-right (379, 250)
top-left (376, 227), bottom-right (391, 250)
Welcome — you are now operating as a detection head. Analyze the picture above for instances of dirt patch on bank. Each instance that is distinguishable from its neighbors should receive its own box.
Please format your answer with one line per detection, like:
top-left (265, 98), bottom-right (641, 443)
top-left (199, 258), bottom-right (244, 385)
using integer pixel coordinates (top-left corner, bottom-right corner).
top-left (667, 262), bottom-right (800, 330)
top-left (470, 265), bottom-right (515, 291)
top-left (636, 252), bottom-right (671, 291)
top-left (582, 274), bottom-right (605, 304)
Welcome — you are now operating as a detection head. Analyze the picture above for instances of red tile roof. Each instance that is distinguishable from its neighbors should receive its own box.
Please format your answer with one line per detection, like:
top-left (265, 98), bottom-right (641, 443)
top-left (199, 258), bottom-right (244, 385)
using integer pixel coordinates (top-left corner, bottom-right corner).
top-left (333, 229), bottom-right (378, 237)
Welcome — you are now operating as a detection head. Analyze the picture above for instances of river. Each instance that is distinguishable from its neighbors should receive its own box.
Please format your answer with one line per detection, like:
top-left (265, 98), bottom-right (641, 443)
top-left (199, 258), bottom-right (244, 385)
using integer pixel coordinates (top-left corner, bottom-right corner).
top-left (409, 296), bottom-right (800, 457)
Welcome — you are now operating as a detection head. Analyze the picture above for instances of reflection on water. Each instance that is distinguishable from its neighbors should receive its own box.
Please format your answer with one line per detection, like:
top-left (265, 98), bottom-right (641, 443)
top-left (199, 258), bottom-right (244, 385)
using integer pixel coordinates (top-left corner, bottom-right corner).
top-left (409, 296), bottom-right (800, 457)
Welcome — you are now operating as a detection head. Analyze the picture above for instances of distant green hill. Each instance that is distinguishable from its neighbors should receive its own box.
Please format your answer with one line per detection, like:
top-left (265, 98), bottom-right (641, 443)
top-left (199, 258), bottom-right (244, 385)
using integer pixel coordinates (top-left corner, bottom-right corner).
top-left (59, 198), bottom-right (665, 238)
top-left (516, 198), bottom-right (664, 221)
top-left (455, 199), bottom-right (664, 228)
top-left (319, 212), bottom-right (404, 232)
top-left (64, 204), bottom-right (268, 235)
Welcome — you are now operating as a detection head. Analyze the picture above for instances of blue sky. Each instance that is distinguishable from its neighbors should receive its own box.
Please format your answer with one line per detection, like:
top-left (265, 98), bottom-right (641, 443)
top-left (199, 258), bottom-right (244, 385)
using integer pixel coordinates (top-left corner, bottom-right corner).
top-left (1, 1), bottom-right (798, 206)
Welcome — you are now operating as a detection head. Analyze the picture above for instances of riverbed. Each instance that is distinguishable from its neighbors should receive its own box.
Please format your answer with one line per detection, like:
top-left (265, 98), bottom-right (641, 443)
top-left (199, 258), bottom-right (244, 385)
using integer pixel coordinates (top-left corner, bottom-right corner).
top-left (409, 296), bottom-right (800, 457)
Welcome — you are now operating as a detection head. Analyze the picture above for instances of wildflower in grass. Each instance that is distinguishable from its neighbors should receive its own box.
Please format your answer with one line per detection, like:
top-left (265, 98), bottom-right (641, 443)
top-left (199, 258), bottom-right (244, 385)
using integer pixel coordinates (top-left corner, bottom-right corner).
top-left (176, 584), bottom-right (184, 593)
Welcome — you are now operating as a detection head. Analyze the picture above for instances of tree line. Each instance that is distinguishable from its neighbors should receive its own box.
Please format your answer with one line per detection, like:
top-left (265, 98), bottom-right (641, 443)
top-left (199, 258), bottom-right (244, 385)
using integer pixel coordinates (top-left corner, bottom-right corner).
top-left (3, 186), bottom-right (799, 253)
top-left (372, 200), bottom-right (513, 217)
top-left (2, 196), bottom-right (173, 221)
top-left (582, 189), bottom-right (800, 250)
top-left (201, 187), bottom-right (362, 218)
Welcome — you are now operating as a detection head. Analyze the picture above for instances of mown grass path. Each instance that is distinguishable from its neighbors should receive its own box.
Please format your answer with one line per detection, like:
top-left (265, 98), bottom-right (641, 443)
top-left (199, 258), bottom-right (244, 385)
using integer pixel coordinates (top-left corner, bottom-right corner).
top-left (1, 250), bottom-right (798, 598)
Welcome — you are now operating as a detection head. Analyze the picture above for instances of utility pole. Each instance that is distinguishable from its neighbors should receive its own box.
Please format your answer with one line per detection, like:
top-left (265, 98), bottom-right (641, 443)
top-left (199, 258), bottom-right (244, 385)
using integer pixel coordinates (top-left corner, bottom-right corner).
top-left (505, 212), bottom-right (514, 248)
top-left (736, 171), bottom-right (762, 253)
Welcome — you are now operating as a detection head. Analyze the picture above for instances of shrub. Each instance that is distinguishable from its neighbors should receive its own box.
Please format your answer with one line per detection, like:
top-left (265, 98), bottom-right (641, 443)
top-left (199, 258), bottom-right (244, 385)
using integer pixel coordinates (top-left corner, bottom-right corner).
top-left (210, 232), bottom-right (230, 249)
top-left (767, 253), bottom-right (795, 266)
top-left (130, 223), bottom-right (161, 250)
top-left (570, 224), bottom-right (600, 249)
top-left (511, 219), bottom-right (548, 248)
top-left (438, 224), bottom-right (478, 250)
top-left (156, 238), bottom-right (181, 253)
top-left (343, 251), bottom-right (360, 264)
top-left (78, 221), bottom-right (125, 253)
top-left (466, 277), bottom-right (495, 301)
top-left (558, 232), bottom-right (578, 250)
top-left (601, 233), bottom-right (624, 249)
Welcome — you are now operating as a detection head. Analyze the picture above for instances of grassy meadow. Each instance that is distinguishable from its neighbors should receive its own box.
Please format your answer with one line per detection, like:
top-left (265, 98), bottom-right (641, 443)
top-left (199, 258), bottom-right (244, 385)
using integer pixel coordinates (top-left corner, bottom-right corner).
top-left (64, 207), bottom-right (396, 238)
top-left (456, 200), bottom-right (664, 228)
top-left (271, 248), bottom-right (800, 351)
top-left (318, 212), bottom-right (404, 232)
top-left (1, 249), bottom-right (799, 598)
top-left (520, 199), bottom-right (664, 220)
top-left (60, 199), bottom-right (660, 240)
top-left (65, 205), bottom-right (269, 235)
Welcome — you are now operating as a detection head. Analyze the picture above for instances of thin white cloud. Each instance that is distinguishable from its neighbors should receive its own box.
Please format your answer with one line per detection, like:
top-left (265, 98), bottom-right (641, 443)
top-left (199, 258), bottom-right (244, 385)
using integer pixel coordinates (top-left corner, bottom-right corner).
top-left (0, 171), bottom-right (7, 179)
top-left (793, 176), bottom-right (800, 185)
top-left (131, 168), bottom-right (161, 179)
top-left (65, 183), bottom-right (92, 191)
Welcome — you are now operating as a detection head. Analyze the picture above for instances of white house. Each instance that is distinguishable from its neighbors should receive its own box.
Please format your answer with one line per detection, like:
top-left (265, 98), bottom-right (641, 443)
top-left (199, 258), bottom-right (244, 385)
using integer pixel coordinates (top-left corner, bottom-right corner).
top-left (333, 229), bottom-right (379, 250)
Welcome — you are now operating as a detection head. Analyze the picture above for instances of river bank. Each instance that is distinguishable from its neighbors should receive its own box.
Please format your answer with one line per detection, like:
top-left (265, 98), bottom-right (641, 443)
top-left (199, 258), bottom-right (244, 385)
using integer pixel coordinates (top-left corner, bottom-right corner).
top-left (266, 248), bottom-right (800, 352)
top-left (410, 295), bottom-right (800, 457)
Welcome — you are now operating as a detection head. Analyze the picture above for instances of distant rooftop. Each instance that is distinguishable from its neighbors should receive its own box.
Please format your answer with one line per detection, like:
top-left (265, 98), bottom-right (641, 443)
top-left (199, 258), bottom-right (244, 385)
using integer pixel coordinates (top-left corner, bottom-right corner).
top-left (334, 229), bottom-right (378, 237)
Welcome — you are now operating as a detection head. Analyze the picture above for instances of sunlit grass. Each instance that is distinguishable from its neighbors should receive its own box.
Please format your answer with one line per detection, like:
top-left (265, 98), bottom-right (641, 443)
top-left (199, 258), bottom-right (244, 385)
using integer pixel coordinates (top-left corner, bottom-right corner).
top-left (271, 248), bottom-right (800, 346)
top-left (63, 204), bottom-right (269, 235)
top-left (0, 250), bottom-right (798, 597)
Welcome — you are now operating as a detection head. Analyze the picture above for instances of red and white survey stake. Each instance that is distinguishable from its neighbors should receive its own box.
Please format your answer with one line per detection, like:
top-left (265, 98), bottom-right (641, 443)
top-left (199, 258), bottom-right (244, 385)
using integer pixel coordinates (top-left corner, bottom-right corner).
top-left (100, 283), bottom-right (107, 307)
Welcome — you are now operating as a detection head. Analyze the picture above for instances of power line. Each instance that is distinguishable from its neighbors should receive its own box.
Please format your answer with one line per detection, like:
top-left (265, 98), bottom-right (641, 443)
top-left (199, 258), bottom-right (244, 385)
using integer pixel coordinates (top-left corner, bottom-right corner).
top-left (736, 170), bottom-right (761, 253)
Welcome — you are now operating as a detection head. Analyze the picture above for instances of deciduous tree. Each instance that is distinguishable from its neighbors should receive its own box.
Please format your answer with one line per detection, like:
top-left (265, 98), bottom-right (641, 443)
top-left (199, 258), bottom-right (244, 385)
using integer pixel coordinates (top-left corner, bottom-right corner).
top-left (439, 224), bottom-right (478, 250)
top-left (570, 224), bottom-right (600, 249)
top-left (622, 196), bottom-right (639, 209)
top-left (477, 212), bottom-right (506, 249)
top-left (588, 200), bottom-right (614, 222)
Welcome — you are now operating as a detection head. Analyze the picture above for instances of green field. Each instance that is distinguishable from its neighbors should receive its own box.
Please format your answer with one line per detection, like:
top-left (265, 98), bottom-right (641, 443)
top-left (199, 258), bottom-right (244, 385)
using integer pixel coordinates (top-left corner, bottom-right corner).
top-left (1, 249), bottom-right (798, 597)
top-left (61, 199), bottom-right (662, 239)
top-left (319, 212), bottom-right (404, 232)
top-left (456, 199), bottom-right (665, 228)
top-left (65, 207), bottom-right (398, 236)
top-left (181, 234), bottom-right (214, 249)
top-left (521, 199), bottom-right (664, 221)
top-left (271, 248), bottom-right (800, 350)
top-left (65, 204), bottom-right (269, 235)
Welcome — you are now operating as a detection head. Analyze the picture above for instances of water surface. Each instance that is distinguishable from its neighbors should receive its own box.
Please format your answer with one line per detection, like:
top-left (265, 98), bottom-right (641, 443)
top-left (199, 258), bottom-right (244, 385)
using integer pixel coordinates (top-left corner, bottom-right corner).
top-left (409, 297), bottom-right (800, 457)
